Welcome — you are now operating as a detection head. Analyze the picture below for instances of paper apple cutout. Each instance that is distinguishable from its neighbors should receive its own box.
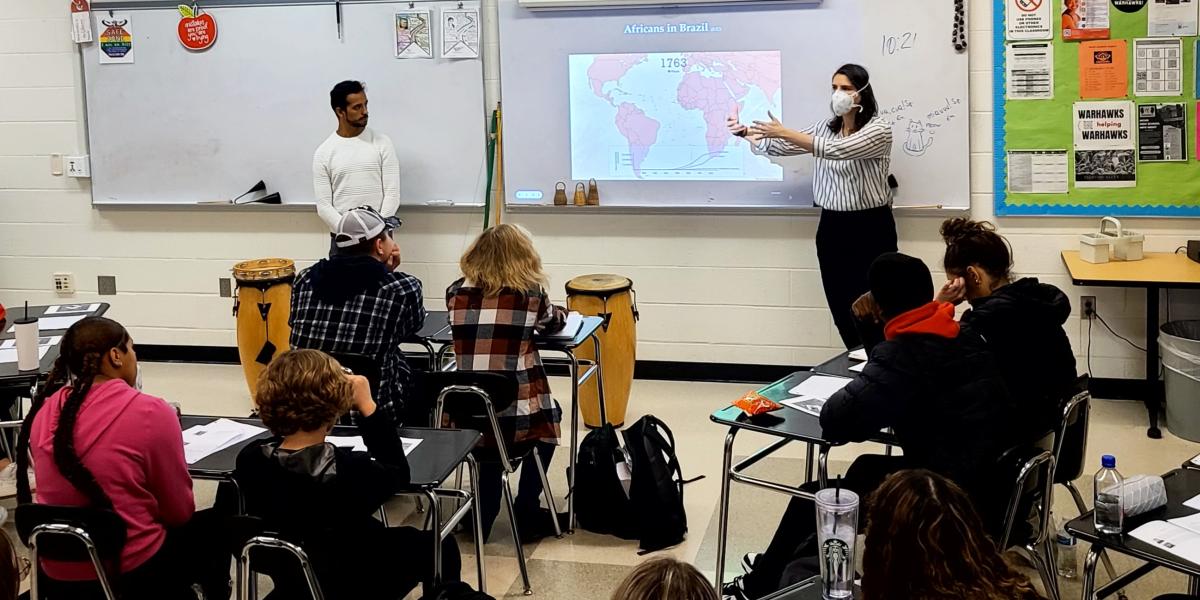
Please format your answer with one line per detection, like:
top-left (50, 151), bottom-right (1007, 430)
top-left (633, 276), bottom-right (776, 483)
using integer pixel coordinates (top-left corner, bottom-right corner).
top-left (177, 4), bottom-right (216, 51)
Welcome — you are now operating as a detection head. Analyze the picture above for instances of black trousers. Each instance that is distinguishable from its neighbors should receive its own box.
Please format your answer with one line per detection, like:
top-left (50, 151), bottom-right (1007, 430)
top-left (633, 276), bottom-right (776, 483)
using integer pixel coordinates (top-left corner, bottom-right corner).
top-left (741, 455), bottom-right (909, 598)
top-left (32, 509), bottom-right (231, 600)
top-left (815, 206), bottom-right (898, 350)
top-left (477, 442), bottom-right (555, 541)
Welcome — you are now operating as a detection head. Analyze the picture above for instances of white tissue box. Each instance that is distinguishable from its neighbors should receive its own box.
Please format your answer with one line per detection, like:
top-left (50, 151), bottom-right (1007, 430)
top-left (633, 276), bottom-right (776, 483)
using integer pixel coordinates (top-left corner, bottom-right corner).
top-left (1079, 233), bottom-right (1111, 264)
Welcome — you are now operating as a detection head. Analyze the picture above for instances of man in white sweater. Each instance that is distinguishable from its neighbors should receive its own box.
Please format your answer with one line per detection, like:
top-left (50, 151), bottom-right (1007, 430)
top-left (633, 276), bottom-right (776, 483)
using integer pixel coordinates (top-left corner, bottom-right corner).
top-left (313, 80), bottom-right (401, 255)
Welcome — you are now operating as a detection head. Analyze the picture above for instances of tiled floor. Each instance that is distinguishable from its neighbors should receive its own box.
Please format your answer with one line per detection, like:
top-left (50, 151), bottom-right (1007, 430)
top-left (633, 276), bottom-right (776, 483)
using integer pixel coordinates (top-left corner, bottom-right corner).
top-left (8, 361), bottom-right (1200, 599)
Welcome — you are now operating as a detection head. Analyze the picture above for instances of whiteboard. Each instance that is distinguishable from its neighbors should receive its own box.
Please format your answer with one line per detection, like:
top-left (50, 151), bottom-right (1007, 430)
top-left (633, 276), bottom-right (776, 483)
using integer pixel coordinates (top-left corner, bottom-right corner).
top-left (497, 0), bottom-right (969, 209)
top-left (83, 1), bottom-right (488, 207)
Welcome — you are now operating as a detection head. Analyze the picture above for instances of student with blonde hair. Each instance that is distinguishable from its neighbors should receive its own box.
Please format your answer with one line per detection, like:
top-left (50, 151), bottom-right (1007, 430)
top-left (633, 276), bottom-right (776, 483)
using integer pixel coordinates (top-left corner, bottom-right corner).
top-left (611, 558), bottom-right (719, 600)
top-left (447, 223), bottom-right (568, 541)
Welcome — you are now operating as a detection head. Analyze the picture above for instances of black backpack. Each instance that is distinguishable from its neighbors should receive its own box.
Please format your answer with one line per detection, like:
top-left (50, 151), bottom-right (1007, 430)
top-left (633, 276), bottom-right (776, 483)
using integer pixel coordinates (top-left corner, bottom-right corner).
top-left (572, 423), bottom-right (637, 539)
top-left (623, 415), bottom-right (703, 553)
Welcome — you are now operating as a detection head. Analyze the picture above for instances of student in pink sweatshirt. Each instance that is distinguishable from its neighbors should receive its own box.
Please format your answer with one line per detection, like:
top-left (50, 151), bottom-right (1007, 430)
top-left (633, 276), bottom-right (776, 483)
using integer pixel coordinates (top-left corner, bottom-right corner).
top-left (16, 317), bottom-right (228, 599)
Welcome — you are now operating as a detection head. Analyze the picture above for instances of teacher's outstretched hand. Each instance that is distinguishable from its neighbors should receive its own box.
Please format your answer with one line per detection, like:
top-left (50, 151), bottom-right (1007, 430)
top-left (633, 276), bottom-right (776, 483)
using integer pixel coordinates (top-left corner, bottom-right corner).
top-left (748, 112), bottom-right (792, 140)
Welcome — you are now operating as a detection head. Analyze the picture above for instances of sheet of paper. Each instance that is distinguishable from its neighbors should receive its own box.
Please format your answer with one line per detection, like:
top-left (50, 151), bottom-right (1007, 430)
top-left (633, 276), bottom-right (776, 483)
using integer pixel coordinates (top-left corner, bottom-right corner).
top-left (1006, 0), bottom-right (1053, 40)
top-left (1073, 101), bottom-right (1136, 188)
top-left (1129, 520), bottom-right (1200, 564)
top-left (1134, 37), bottom-right (1184, 97)
top-left (96, 12), bottom-right (135, 64)
top-left (328, 435), bottom-right (423, 456)
top-left (44, 303), bottom-right (101, 315)
top-left (539, 311), bottom-right (583, 339)
top-left (781, 396), bottom-right (826, 417)
top-left (6, 315), bottom-right (88, 333)
top-left (182, 418), bottom-right (266, 464)
top-left (1138, 103), bottom-right (1188, 161)
top-left (440, 8), bottom-right (480, 59)
top-left (1006, 42), bottom-right (1054, 99)
top-left (1170, 512), bottom-right (1200, 532)
top-left (401, 437), bottom-right (422, 456)
top-left (788, 375), bottom-right (852, 400)
top-left (71, 10), bottom-right (93, 43)
top-left (1196, 40), bottom-right (1200, 97)
top-left (1062, 0), bottom-right (1111, 41)
top-left (1007, 150), bottom-right (1069, 193)
top-left (847, 348), bottom-right (868, 362)
top-left (0, 336), bottom-right (61, 350)
top-left (395, 10), bottom-right (433, 59)
top-left (0, 346), bottom-right (50, 365)
top-left (848, 362), bottom-right (866, 373)
top-left (1183, 492), bottom-right (1200, 511)
top-left (1149, 0), bottom-right (1198, 36)
top-left (1079, 40), bottom-right (1128, 99)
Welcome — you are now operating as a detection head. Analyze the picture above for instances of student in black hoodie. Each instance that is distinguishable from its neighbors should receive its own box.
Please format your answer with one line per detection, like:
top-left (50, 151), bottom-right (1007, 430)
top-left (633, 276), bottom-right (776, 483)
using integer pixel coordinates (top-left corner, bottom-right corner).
top-left (935, 218), bottom-right (1078, 441)
top-left (725, 253), bottom-right (1018, 600)
top-left (289, 206), bottom-right (426, 426)
top-left (234, 349), bottom-right (460, 600)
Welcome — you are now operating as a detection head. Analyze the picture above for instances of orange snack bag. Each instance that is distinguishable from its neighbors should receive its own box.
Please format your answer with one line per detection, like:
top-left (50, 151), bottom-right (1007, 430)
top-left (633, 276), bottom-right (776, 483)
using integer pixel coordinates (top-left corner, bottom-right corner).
top-left (733, 391), bottom-right (782, 416)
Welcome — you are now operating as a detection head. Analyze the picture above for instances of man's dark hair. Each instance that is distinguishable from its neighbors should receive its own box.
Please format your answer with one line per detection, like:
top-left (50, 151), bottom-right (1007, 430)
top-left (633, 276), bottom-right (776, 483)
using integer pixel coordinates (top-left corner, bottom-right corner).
top-left (330, 80), bottom-right (366, 113)
top-left (869, 253), bottom-right (934, 321)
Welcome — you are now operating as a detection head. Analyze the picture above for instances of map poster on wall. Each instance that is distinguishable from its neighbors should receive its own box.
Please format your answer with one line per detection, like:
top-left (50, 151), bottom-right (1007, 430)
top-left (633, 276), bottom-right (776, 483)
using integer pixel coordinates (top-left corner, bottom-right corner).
top-left (1073, 101), bottom-right (1136, 187)
top-left (1062, 0), bottom-right (1111, 41)
top-left (1134, 37), bottom-right (1183, 96)
top-left (395, 10), bottom-right (433, 59)
top-left (1006, 0), bottom-right (1053, 40)
top-left (1079, 40), bottom-right (1128, 98)
top-left (1137, 103), bottom-right (1187, 161)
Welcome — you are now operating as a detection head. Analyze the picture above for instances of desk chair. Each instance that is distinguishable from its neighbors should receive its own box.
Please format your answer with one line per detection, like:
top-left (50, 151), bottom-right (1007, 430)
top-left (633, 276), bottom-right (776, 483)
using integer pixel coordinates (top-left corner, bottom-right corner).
top-left (996, 448), bottom-right (1060, 600)
top-left (16, 504), bottom-right (126, 600)
top-left (422, 370), bottom-right (562, 596)
top-left (230, 516), bottom-right (324, 600)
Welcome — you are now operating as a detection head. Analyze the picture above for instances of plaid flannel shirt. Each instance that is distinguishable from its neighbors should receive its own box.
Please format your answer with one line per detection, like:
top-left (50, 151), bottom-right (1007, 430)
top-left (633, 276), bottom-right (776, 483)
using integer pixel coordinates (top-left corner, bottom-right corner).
top-left (290, 261), bottom-right (426, 425)
top-left (446, 278), bottom-right (566, 444)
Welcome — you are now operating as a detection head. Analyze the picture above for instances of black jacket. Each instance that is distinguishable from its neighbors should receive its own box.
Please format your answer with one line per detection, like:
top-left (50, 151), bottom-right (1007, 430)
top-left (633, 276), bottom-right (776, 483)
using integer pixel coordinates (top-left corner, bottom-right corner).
top-left (961, 278), bottom-right (1078, 440)
top-left (821, 303), bottom-right (1019, 506)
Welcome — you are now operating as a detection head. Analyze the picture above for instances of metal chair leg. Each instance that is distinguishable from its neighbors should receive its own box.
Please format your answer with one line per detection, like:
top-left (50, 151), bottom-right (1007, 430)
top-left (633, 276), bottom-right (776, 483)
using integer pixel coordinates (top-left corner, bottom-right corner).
top-left (533, 450), bottom-right (563, 538)
top-left (467, 455), bottom-right (487, 595)
top-left (235, 553), bottom-right (251, 600)
top-left (1036, 540), bottom-right (1061, 600)
top-left (502, 471), bottom-right (533, 595)
top-left (376, 505), bottom-right (390, 527)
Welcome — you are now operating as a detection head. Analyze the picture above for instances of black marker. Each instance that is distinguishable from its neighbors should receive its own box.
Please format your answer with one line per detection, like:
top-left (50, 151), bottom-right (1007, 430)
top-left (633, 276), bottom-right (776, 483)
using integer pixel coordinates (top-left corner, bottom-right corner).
top-left (336, 0), bottom-right (343, 40)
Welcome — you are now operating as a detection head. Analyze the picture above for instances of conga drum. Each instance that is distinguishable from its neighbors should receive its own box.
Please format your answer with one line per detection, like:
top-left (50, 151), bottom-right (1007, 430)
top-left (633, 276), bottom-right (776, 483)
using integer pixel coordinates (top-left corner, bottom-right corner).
top-left (232, 258), bottom-right (295, 397)
top-left (566, 274), bottom-right (638, 428)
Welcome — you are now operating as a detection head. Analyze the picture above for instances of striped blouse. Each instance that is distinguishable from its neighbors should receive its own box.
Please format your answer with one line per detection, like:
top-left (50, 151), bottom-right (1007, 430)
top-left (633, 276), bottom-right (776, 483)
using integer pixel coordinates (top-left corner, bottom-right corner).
top-left (754, 116), bottom-right (893, 212)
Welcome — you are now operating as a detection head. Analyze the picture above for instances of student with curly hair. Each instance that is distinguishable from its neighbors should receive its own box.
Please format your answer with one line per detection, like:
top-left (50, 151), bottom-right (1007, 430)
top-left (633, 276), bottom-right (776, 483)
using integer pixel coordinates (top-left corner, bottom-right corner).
top-left (937, 217), bottom-right (1077, 440)
top-left (862, 469), bottom-right (1046, 600)
top-left (17, 317), bottom-right (227, 599)
top-left (233, 349), bottom-right (460, 599)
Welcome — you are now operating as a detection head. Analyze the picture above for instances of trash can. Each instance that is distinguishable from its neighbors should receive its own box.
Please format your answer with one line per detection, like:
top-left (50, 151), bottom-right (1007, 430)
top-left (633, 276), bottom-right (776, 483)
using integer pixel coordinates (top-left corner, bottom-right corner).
top-left (1161, 321), bottom-right (1200, 442)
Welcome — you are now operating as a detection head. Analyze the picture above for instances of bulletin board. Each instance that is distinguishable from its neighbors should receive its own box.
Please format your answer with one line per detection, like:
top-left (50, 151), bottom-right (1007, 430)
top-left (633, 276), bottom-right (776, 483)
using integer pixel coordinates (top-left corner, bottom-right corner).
top-left (994, 0), bottom-right (1200, 216)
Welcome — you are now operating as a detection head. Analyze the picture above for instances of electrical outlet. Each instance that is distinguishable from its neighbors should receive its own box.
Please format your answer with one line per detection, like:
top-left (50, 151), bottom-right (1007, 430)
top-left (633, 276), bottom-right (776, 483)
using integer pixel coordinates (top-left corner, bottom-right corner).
top-left (1082, 296), bottom-right (1097, 319)
top-left (97, 275), bottom-right (117, 296)
top-left (219, 278), bottom-right (232, 298)
top-left (52, 272), bottom-right (74, 295)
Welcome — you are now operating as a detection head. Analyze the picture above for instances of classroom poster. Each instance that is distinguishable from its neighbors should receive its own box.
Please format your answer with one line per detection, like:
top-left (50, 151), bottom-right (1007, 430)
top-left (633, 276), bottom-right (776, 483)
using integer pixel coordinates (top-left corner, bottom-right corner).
top-left (1006, 42), bottom-right (1054, 99)
top-left (1133, 37), bottom-right (1183, 96)
top-left (1006, 0), bottom-right (1053, 40)
top-left (1007, 150), bottom-right (1069, 193)
top-left (395, 10), bottom-right (433, 59)
top-left (96, 12), bottom-right (134, 64)
top-left (1072, 101), bottom-right (1136, 187)
top-left (1148, 0), bottom-right (1198, 36)
top-left (440, 8), bottom-right (479, 59)
top-left (1062, 0), bottom-right (1111, 41)
top-left (1137, 103), bottom-right (1187, 161)
top-left (1079, 40), bottom-right (1128, 98)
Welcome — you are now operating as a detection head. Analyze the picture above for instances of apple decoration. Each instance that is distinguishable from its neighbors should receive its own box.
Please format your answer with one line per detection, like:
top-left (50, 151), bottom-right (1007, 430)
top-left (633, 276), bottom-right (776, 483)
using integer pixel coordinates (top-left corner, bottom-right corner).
top-left (177, 4), bottom-right (216, 51)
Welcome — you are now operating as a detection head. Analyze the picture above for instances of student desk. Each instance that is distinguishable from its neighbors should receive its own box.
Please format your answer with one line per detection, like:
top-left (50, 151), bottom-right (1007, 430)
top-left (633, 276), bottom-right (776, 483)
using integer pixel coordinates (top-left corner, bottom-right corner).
top-left (429, 315), bottom-right (608, 531)
top-left (1067, 468), bottom-right (1200, 599)
top-left (402, 310), bottom-right (451, 368)
top-left (811, 349), bottom-right (861, 380)
top-left (709, 370), bottom-right (885, 593)
top-left (182, 415), bottom-right (486, 588)
top-left (1061, 251), bottom-right (1200, 439)
top-left (0, 303), bottom-right (110, 403)
top-left (763, 576), bottom-right (859, 599)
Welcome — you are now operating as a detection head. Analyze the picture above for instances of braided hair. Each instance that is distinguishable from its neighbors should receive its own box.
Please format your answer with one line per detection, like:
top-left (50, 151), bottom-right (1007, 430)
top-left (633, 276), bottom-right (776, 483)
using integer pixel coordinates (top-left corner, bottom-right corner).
top-left (17, 317), bottom-right (129, 508)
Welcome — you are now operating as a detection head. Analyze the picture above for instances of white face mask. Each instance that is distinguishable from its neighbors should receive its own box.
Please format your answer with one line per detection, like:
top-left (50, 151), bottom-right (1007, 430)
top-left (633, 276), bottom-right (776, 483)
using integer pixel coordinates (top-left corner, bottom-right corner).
top-left (831, 83), bottom-right (869, 117)
top-left (135, 364), bottom-right (143, 391)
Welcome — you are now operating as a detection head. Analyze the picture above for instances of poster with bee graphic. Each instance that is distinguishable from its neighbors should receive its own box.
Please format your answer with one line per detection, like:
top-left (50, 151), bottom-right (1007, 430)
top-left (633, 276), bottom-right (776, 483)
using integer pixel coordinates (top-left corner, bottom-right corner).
top-left (97, 12), bottom-right (135, 64)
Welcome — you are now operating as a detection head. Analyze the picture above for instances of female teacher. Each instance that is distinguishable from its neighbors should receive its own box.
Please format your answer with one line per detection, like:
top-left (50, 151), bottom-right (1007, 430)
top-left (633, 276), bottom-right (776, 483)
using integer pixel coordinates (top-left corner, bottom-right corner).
top-left (727, 63), bottom-right (897, 350)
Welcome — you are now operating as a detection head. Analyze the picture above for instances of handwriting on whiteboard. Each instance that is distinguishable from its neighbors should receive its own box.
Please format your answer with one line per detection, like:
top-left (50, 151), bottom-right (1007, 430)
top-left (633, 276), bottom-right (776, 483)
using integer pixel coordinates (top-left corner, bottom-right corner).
top-left (881, 32), bottom-right (917, 56)
top-left (878, 97), bottom-right (964, 157)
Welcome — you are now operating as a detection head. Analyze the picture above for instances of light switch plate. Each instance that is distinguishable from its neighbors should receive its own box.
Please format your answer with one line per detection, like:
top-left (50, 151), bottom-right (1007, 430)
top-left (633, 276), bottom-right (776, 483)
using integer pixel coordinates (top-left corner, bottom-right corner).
top-left (52, 272), bottom-right (74, 294)
top-left (49, 154), bottom-right (64, 176)
top-left (66, 155), bottom-right (90, 178)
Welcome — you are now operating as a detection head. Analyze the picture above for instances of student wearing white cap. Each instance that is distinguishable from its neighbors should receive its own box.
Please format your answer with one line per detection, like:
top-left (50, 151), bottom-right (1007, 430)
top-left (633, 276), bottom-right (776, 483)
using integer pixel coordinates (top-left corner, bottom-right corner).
top-left (289, 206), bottom-right (426, 425)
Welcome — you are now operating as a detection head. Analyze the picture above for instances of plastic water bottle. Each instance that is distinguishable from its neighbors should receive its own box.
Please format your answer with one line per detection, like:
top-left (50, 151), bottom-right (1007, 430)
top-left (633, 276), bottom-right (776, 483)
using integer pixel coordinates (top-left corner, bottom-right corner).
top-left (1094, 454), bottom-right (1124, 535)
top-left (1055, 524), bottom-right (1078, 578)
